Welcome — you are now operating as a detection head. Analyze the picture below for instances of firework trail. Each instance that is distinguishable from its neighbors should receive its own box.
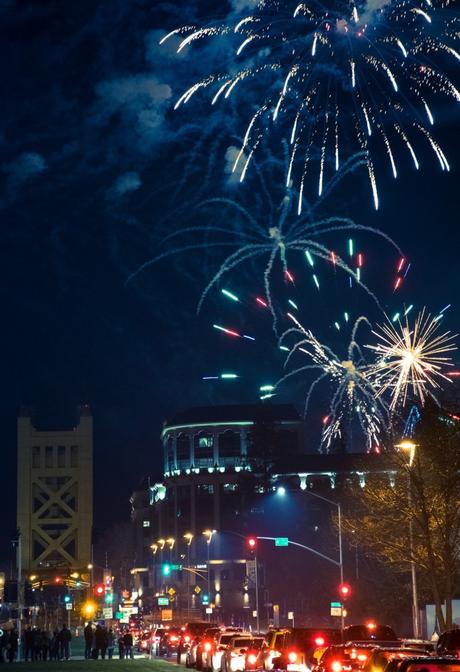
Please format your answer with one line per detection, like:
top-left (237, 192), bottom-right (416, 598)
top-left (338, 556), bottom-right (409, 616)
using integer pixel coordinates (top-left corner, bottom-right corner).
top-left (163, 0), bottom-right (458, 209)
top-left (368, 308), bottom-right (457, 409)
top-left (277, 312), bottom-right (389, 451)
top-left (126, 155), bottom-right (403, 315)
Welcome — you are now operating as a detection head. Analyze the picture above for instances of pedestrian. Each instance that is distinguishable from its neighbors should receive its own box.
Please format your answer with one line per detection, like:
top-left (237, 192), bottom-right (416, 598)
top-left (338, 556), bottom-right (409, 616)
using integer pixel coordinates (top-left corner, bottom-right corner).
top-left (0, 628), bottom-right (7, 663)
top-left (51, 629), bottom-right (60, 660)
top-left (41, 630), bottom-right (51, 661)
top-left (23, 626), bottom-right (34, 662)
top-left (84, 622), bottom-right (93, 659)
top-left (123, 630), bottom-right (134, 660)
top-left (7, 629), bottom-right (18, 663)
top-left (59, 624), bottom-right (72, 660)
top-left (95, 624), bottom-right (108, 660)
top-left (118, 633), bottom-right (125, 659)
top-left (107, 629), bottom-right (116, 659)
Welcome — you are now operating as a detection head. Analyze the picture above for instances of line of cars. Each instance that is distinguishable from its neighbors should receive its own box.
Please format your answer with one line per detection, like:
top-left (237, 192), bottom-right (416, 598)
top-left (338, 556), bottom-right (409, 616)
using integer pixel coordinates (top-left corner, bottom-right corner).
top-left (151, 622), bottom-right (460, 672)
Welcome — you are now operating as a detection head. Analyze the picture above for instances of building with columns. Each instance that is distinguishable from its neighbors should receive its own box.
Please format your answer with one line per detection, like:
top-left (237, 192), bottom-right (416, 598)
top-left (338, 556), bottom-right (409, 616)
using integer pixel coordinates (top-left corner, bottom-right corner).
top-left (131, 403), bottom-right (396, 626)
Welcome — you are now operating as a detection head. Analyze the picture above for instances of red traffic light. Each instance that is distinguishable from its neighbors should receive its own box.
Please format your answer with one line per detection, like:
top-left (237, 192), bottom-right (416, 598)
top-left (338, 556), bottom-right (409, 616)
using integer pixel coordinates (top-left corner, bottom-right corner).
top-left (338, 583), bottom-right (351, 598)
top-left (247, 537), bottom-right (257, 549)
top-left (94, 584), bottom-right (105, 596)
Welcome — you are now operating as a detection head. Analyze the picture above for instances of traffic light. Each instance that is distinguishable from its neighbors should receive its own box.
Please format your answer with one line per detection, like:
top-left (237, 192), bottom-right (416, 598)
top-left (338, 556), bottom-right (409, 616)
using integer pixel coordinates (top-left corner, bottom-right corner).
top-left (63, 594), bottom-right (71, 604)
top-left (105, 591), bottom-right (114, 604)
top-left (162, 563), bottom-right (171, 577)
top-left (338, 583), bottom-right (351, 599)
top-left (94, 583), bottom-right (105, 597)
top-left (247, 537), bottom-right (257, 554)
top-left (202, 593), bottom-right (210, 605)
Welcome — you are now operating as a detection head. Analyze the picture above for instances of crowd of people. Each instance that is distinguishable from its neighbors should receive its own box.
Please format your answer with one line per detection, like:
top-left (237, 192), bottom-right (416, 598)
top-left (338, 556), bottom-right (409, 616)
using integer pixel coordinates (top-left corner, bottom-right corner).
top-left (0, 623), bottom-right (136, 662)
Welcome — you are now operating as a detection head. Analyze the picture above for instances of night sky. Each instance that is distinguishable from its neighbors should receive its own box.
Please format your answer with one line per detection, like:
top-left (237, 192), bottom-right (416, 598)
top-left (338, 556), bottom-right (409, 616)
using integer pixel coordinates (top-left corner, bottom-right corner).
top-left (1, 0), bottom-right (458, 564)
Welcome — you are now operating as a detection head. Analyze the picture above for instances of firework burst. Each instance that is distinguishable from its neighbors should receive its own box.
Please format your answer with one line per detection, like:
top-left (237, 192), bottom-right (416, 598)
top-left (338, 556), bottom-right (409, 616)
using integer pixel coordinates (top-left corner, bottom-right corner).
top-left (277, 312), bottom-right (388, 451)
top-left (368, 309), bottom-right (457, 409)
top-left (163, 0), bottom-right (458, 210)
top-left (126, 157), bottom-right (402, 314)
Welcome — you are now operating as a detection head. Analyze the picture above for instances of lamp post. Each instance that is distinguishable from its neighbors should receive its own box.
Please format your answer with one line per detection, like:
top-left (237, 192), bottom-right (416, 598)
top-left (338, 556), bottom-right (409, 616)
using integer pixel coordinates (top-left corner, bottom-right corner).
top-left (396, 439), bottom-right (420, 638)
top-left (184, 533), bottom-right (194, 618)
top-left (202, 530), bottom-right (216, 620)
top-left (276, 486), bottom-right (345, 635)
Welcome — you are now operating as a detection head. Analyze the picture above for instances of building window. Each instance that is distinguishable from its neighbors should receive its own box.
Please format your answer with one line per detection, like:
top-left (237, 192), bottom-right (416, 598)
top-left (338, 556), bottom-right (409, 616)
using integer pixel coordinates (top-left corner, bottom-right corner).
top-left (195, 433), bottom-right (214, 459)
top-left (176, 434), bottom-right (190, 462)
top-left (70, 445), bottom-right (78, 468)
top-left (45, 446), bottom-right (53, 468)
top-left (57, 446), bottom-right (66, 468)
top-left (143, 520), bottom-right (150, 528)
top-left (32, 446), bottom-right (40, 468)
top-left (166, 437), bottom-right (175, 467)
top-left (219, 430), bottom-right (241, 458)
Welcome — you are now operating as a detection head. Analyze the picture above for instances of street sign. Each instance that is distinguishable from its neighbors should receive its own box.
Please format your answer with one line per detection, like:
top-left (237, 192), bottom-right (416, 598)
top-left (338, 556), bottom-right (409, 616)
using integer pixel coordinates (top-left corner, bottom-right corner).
top-left (169, 596), bottom-right (175, 603)
top-left (287, 611), bottom-right (294, 620)
top-left (330, 601), bottom-right (342, 616)
top-left (205, 607), bottom-right (213, 614)
top-left (103, 608), bottom-right (113, 620)
top-left (167, 587), bottom-right (176, 596)
top-left (275, 537), bottom-right (289, 547)
top-left (115, 612), bottom-right (123, 620)
top-left (65, 603), bottom-right (73, 610)
top-left (161, 609), bottom-right (173, 621)
top-left (252, 610), bottom-right (258, 618)
top-left (194, 585), bottom-right (202, 594)
top-left (158, 597), bottom-right (169, 606)
top-left (170, 564), bottom-right (183, 570)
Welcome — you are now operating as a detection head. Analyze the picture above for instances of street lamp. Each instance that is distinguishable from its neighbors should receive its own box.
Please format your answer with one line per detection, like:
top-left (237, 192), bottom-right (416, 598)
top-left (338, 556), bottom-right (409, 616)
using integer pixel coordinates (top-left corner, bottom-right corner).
top-left (396, 439), bottom-right (420, 638)
top-left (271, 486), bottom-right (346, 635)
top-left (202, 530), bottom-right (216, 620)
top-left (184, 533), bottom-right (194, 617)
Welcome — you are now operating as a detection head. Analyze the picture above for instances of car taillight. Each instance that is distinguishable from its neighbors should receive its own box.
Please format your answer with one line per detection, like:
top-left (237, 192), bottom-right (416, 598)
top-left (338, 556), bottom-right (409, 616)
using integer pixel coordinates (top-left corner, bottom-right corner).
top-left (357, 655), bottom-right (367, 662)
top-left (142, 642), bottom-right (148, 648)
top-left (185, 636), bottom-right (191, 643)
top-left (314, 637), bottom-right (326, 647)
top-left (204, 643), bottom-right (212, 652)
top-left (248, 654), bottom-right (258, 665)
top-left (288, 652), bottom-right (298, 664)
top-left (331, 661), bottom-right (343, 672)
top-left (170, 636), bottom-right (178, 642)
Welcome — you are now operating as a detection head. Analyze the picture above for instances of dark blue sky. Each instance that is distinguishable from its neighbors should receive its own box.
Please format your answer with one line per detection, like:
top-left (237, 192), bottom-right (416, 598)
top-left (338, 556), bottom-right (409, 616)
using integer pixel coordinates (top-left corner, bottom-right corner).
top-left (0, 0), bottom-right (458, 563)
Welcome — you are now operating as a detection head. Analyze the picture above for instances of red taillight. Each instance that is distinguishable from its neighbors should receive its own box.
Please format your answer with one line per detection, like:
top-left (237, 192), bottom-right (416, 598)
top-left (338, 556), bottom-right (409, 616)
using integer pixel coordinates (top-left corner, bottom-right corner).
top-left (185, 636), bottom-right (191, 643)
top-left (248, 654), bottom-right (258, 665)
top-left (314, 637), bottom-right (326, 647)
top-left (204, 642), bottom-right (212, 652)
top-left (288, 652), bottom-right (298, 664)
top-left (170, 636), bottom-right (178, 642)
top-left (331, 661), bottom-right (342, 672)
top-left (357, 655), bottom-right (367, 662)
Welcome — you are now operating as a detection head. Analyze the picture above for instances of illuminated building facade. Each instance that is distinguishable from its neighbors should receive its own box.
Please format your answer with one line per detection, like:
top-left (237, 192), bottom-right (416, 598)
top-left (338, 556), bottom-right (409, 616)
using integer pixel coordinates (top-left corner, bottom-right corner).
top-left (131, 403), bottom-right (395, 625)
top-left (17, 406), bottom-right (93, 581)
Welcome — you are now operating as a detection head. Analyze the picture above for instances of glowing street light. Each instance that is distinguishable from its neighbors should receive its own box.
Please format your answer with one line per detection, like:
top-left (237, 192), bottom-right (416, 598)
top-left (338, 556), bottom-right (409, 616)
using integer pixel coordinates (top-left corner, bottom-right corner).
top-left (395, 439), bottom-right (417, 467)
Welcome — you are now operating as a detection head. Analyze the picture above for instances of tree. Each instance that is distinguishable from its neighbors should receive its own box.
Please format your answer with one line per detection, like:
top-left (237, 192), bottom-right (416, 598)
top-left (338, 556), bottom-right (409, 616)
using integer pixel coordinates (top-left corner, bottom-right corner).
top-left (341, 401), bottom-right (460, 631)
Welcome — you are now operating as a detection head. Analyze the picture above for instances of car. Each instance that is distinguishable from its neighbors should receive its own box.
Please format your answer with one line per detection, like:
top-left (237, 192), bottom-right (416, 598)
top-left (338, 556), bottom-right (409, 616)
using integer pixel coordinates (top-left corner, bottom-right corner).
top-left (262, 630), bottom-right (292, 672)
top-left (396, 658), bottom-right (460, 672)
top-left (158, 627), bottom-right (182, 656)
top-left (221, 635), bottom-right (264, 672)
top-left (244, 638), bottom-right (268, 671)
top-left (342, 625), bottom-right (399, 643)
top-left (192, 628), bottom-right (222, 670)
top-left (361, 648), bottom-right (432, 672)
top-left (314, 644), bottom-right (377, 672)
top-left (436, 630), bottom-right (460, 658)
top-left (180, 623), bottom-right (219, 665)
top-left (205, 630), bottom-right (244, 672)
top-left (271, 628), bottom-right (342, 672)
top-left (137, 631), bottom-right (153, 653)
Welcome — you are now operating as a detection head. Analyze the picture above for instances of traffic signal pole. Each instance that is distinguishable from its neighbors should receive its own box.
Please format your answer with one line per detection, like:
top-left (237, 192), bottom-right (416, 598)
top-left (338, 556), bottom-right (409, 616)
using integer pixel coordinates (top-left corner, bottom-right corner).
top-left (254, 550), bottom-right (260, 634)
top-left (338, 504), bottom-right (344, 636)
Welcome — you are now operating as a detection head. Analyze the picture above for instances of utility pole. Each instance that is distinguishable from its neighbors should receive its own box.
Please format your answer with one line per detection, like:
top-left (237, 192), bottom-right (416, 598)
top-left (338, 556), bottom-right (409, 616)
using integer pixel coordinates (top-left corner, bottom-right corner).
top-left (13, 529), bottom-right (23, 661)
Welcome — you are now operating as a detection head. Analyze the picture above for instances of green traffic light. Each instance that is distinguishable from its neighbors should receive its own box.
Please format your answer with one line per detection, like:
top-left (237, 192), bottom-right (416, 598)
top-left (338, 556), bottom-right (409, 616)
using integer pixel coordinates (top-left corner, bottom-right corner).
top-left (105, 593), bottom-right (114, 604)
top-left (162, 563), bottom-right (171, 576)
top-left (64, 595), bottom-right (71, 603)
